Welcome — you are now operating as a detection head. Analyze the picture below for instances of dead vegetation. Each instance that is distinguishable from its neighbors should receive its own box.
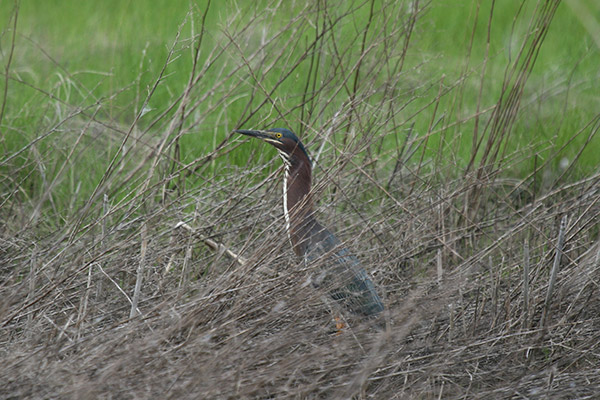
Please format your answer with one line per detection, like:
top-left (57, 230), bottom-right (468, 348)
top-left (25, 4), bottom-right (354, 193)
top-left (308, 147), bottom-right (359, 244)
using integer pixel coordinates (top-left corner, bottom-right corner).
top-left (2, 0), bottom-right (600, 398)
top-left (2, 158), bottom-right (600, 399)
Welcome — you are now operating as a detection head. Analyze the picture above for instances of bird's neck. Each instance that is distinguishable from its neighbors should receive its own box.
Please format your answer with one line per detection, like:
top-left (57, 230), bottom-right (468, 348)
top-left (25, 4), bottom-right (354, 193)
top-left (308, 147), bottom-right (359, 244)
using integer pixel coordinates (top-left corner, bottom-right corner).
top-left (282, 158), bottom-right (317, 256)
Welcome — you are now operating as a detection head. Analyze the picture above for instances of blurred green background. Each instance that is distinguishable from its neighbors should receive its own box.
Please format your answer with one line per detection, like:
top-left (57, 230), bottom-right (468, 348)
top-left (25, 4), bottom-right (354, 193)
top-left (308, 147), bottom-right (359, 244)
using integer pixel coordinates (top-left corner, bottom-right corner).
top-left (1, 0), bottom-right (599, 219)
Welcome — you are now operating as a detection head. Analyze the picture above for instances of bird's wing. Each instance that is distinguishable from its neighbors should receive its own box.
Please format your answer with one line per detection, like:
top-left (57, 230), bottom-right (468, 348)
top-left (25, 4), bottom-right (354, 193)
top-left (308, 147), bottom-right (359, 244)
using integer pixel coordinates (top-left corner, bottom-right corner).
top-left (305, 227), bottom-right (384, 316)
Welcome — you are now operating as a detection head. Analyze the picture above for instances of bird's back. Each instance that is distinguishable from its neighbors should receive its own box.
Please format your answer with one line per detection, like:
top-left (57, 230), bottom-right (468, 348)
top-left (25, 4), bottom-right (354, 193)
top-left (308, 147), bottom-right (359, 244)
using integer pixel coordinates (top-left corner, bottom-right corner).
top-left (302, 220), bottom-right (384, 317)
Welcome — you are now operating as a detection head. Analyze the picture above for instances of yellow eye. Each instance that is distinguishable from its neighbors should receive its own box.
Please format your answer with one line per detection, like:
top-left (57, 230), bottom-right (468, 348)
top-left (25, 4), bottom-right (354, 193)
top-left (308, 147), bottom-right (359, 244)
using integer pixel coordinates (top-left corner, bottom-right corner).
top-left (275, 132), bottom-right (282, 139)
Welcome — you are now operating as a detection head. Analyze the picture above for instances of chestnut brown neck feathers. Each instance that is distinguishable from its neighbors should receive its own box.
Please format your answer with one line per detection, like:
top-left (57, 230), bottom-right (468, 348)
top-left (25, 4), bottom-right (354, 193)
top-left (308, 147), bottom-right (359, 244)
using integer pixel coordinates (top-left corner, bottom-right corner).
top-left (278, 145), bottom-right (318, 257)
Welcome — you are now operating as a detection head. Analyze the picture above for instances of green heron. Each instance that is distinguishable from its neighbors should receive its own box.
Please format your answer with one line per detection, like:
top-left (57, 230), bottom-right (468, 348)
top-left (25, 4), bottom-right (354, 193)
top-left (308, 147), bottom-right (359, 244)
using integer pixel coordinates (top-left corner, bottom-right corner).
top-left (236, 128), bottom-right (385, 318)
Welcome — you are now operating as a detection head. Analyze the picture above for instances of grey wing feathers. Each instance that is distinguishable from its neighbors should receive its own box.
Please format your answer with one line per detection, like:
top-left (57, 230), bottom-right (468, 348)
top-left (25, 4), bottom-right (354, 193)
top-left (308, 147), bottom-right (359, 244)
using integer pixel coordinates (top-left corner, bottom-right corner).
top-left (306, 227), bottom-right (384, 316)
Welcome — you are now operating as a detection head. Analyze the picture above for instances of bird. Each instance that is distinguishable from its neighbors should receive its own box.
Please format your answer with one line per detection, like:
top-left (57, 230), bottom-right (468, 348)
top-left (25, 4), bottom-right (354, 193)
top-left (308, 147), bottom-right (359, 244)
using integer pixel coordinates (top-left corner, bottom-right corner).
top-left (235, 128), bottom-right (385, 320)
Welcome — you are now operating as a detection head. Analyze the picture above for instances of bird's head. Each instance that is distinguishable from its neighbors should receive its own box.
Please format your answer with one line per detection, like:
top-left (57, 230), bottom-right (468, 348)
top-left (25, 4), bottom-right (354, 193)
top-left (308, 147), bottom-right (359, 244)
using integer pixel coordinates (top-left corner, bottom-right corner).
top-left (236, 128), bottom-right (311, 166)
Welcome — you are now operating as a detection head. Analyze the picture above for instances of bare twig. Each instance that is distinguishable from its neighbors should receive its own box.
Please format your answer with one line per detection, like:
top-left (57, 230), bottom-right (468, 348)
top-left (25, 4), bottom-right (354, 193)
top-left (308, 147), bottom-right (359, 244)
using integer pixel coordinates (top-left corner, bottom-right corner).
top-left (540, 214), bottom-right (568, 328)
top-left (130, 221), bottom-right (148, 319)
top-left (522, 238), bottom-right (530, 329)
top-left (175, 221), bottom-right (247, 266)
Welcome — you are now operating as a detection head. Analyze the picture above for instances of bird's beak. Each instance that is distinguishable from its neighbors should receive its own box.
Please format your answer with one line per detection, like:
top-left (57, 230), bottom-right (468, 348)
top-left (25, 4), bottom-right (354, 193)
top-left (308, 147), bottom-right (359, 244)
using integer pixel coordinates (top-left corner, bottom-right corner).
top-left (235, 129), bottom-right (281, 145)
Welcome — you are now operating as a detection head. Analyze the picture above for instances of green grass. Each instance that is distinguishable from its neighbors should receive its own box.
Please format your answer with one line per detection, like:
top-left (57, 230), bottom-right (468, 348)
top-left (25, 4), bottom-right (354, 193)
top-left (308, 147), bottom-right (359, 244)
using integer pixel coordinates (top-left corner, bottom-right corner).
top-left (1, 0), bottom-right (599, 218)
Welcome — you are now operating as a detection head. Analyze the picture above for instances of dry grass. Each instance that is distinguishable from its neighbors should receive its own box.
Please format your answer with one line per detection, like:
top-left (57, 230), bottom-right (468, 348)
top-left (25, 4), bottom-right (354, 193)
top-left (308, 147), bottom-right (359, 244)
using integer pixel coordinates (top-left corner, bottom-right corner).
top-left (2, 0), bottom-right (600, 398)
top-left (2, 159), bottom-right (600, 399)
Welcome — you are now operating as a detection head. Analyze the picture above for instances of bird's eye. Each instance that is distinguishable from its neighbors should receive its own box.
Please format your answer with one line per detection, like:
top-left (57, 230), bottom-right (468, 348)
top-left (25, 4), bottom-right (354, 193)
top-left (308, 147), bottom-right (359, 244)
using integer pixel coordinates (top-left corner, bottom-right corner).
top-left (275, 132), bottom-right (282, 139)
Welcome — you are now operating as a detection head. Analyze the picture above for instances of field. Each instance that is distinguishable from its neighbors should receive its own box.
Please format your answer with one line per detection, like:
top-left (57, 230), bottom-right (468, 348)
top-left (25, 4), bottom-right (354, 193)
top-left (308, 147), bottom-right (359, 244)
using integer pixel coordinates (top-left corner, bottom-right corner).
top-left (1, 0), bottom-right (600, 398)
